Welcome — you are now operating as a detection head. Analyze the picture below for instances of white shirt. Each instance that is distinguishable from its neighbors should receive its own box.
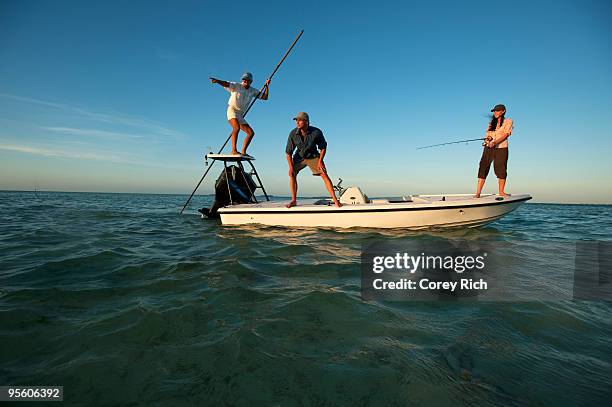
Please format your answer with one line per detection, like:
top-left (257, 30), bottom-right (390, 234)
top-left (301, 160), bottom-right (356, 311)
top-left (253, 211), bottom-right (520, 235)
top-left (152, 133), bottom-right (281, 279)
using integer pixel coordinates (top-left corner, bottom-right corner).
top-left (486, 117), bottom-right (513, 149)
top-left (226, 82), bottom-right (260, 111)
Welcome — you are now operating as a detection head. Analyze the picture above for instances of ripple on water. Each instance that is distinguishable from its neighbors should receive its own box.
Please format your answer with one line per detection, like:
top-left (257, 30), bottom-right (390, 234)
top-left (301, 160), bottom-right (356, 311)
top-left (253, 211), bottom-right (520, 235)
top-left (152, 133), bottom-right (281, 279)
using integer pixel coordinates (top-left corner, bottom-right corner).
top-left (0, 192), bottom-right (611, 405)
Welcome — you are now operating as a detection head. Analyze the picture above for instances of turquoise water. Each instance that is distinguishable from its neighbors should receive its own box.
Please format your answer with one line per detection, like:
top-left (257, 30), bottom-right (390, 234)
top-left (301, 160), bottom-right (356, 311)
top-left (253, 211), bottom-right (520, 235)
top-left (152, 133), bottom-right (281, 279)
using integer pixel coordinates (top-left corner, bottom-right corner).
top-left (1, 191), bottom-right (611, 406)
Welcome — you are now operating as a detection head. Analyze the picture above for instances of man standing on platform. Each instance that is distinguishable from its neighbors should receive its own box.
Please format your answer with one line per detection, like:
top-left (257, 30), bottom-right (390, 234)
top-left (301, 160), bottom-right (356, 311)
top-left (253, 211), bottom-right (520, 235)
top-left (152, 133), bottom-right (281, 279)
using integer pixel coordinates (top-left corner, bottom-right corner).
top-left (210, 72), bottom-right (270, 157)
top-left (285, 112), bottom-right (341, 208)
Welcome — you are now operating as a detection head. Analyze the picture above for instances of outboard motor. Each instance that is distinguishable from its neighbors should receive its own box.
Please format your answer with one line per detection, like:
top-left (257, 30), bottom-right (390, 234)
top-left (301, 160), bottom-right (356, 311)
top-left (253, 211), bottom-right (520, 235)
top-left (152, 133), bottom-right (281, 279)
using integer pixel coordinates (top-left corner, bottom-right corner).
top-left (198, 165), bottom-right (257, 218)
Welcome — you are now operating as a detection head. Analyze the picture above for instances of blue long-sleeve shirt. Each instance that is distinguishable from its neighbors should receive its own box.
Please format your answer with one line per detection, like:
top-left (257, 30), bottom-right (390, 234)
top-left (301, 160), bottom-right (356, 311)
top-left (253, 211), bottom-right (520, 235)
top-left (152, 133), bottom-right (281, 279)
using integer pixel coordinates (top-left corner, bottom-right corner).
top-left (285, 126), bottom-right (327, 164)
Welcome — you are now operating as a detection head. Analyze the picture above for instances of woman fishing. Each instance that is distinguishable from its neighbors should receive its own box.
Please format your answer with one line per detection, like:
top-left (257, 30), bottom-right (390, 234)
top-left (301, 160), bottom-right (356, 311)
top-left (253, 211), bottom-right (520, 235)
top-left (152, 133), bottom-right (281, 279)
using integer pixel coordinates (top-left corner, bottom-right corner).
top-left (474, 104), bottom-right (513, 198)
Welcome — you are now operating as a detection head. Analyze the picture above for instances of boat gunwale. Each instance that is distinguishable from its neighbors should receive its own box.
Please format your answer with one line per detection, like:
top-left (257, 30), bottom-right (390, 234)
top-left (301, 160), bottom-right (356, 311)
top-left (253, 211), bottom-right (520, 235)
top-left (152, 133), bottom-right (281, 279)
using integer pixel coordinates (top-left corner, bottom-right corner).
top-left (218, 195), bottom-right (532, 215)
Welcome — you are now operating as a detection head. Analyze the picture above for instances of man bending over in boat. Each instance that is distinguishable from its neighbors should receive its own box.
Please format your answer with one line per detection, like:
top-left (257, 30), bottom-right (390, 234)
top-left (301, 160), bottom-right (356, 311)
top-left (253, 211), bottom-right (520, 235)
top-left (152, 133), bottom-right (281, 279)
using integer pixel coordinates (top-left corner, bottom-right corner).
top-left (285, 112), bottom-right (341, 208)
top-left (210, 72), bottom-right (270, 156)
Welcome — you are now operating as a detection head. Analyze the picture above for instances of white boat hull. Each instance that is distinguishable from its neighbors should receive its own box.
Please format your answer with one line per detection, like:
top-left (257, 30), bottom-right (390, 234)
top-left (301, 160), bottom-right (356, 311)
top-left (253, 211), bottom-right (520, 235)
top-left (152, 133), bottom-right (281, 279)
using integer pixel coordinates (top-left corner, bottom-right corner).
top-left (217, 194), bottom-right (531, 229)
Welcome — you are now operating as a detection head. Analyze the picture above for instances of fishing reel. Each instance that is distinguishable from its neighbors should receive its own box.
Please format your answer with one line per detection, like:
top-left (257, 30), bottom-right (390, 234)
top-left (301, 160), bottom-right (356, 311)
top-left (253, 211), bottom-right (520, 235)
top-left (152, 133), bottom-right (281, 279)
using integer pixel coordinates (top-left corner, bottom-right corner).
top-left (482, 136), bottom-right (493, 147)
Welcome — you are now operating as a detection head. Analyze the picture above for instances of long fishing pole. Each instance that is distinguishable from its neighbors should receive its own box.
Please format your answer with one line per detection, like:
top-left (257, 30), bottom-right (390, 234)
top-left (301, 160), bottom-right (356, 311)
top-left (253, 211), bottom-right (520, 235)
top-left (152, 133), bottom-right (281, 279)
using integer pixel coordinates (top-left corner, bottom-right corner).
top-left (180, 30), bottom-right (304, 215)
top-left (417, 137), bottom-right (487, 150)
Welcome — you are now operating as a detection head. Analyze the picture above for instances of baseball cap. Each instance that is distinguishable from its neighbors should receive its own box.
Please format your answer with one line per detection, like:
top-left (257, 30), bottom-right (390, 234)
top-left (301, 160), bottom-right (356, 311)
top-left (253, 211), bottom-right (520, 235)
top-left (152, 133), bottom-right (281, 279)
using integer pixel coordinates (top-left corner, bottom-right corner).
top-left (491, 104), bottom-right (506, 112)
top-left (293, 112), bottom-right (309, 121)
top-left (241, 72), bottom-right (253, 82)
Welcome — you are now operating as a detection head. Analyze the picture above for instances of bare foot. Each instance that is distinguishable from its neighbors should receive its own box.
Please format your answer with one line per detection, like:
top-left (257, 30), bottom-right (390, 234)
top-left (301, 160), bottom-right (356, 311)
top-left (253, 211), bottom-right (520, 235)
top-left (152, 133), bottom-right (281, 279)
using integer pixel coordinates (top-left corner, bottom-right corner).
top-left (286, 200), bottom-right (297, 208)
top-left (334, 201), bottom-right (342, 208)
top-left (230, 150), bottom-right (240, 156)
top-left (499, 193), bottom-right (511, 198)
top-left (473, 194), bottom-right (481, 198)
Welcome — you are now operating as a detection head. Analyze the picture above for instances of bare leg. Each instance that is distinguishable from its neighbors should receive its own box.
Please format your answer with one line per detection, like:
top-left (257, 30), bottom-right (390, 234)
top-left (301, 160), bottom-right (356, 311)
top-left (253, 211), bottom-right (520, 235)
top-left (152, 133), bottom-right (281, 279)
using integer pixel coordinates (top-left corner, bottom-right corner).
top-left (228, 119), bottom-right (240, 155)
top-left (286, 174), bottom-right (297, 208)
top-left (498, 178), bottom-right (509, 197)
top-left (474, 178), bottom-right (486, 198)
top-left (240, 124), bottom-right (254, 155)
top-left (320, 172), bottom-right (341, 207)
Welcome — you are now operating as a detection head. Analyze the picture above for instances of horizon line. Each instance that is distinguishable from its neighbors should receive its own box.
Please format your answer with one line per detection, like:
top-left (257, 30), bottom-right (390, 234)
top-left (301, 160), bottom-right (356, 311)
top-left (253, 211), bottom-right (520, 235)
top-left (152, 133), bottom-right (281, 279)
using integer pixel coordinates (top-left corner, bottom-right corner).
top-left (0, 189), bottom-right (610, 206)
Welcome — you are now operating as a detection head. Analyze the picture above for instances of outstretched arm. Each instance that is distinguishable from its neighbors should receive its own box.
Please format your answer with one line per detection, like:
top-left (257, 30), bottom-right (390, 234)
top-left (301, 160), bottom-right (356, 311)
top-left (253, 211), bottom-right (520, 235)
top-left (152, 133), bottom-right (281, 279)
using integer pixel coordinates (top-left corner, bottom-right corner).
top-left (210, 77), bottom-right (230, 88)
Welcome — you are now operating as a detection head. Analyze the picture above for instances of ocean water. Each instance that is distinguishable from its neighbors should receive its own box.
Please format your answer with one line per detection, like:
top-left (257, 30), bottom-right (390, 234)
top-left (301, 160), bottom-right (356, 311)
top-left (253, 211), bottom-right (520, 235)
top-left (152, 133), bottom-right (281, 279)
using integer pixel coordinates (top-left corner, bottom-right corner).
top-left (0, 191), bottom-right (611, 406)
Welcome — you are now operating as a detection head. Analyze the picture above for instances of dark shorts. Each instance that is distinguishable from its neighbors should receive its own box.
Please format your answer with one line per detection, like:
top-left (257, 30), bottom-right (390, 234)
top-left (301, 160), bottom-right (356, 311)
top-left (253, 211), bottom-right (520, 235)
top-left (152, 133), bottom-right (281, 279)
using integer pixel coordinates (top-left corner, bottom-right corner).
top-left (478, 147), bottom-right (508, 179)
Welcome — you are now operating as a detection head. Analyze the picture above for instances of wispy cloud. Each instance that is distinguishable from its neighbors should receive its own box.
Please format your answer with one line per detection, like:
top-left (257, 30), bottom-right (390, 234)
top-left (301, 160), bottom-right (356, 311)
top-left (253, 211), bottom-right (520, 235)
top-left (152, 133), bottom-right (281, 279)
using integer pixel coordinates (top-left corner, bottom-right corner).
top-left (42, 126), bottom-right (146, 140)
top-left (0, 93), bottom-right (187, 139)
top-left (0, 140), bottom-right (198, 171)
top-left (0, 94), bottom-right (68, 110)
top-left (0, 143), bottom-right (124, 162)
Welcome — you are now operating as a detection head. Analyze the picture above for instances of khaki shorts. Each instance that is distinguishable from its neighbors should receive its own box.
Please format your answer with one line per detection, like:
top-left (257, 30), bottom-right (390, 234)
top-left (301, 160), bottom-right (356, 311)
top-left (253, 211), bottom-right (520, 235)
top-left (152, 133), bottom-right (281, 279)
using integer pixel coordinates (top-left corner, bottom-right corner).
top-left (226, 106), bottom-right (248, 125)
top-left (295, 158), bottom-right (323, 176)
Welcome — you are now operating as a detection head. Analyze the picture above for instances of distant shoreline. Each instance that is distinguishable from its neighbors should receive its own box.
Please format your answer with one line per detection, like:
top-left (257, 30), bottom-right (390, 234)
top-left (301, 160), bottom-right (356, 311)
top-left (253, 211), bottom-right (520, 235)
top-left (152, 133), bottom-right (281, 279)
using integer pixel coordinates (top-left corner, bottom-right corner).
top-left (1, 190), bottom-right (610, 206)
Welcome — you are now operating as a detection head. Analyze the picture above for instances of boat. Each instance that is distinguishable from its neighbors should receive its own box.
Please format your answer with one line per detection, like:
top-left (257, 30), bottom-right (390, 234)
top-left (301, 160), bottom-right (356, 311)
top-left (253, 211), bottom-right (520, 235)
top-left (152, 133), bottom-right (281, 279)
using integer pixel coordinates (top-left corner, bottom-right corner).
top-left (218, 190), bottom-right (531, 229)
top-left (198, 154), bottom-right (531, 229)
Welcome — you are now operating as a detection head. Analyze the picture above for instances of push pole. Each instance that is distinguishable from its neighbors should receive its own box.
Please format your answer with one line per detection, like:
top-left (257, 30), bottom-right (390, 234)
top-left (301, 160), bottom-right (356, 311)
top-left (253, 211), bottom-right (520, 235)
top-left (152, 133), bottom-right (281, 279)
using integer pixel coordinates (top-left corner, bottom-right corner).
top-left (180, 30), bottom-right (304, 214)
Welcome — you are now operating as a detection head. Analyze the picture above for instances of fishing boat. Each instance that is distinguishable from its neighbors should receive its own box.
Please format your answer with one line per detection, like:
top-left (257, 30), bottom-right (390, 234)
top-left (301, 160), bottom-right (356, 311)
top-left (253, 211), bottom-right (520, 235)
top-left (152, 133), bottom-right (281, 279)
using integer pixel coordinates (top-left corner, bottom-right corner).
top-left (218, 190), bottom-right (531, 229)
top-left (178, 31), bottom-right (532, 229)
top-left (196, 154), bottom-right (531, 229)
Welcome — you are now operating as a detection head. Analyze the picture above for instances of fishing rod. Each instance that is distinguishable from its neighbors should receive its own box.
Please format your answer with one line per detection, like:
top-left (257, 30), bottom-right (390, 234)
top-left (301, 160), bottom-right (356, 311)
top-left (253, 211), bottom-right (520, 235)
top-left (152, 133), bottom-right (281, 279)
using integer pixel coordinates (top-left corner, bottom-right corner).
top-left (416, 137), bottom-right (490, 150)
top-left (180, 30), bottom-right (304, 215)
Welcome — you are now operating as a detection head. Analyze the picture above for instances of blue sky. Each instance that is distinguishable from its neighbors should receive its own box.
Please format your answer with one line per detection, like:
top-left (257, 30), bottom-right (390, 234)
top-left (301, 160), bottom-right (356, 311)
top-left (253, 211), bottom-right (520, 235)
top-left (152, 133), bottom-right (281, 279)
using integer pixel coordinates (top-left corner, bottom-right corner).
top-left (1, 0), bottom-right (610, 203)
